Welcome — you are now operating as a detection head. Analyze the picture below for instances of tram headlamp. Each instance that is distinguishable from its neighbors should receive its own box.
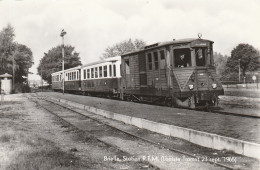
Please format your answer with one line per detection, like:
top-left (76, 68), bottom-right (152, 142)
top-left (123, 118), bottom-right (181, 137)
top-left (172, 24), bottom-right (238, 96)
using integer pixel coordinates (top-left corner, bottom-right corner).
top-left (212, 83), bottom-right (217, 89)
top-left (188, 84), bottom-right (194, 90)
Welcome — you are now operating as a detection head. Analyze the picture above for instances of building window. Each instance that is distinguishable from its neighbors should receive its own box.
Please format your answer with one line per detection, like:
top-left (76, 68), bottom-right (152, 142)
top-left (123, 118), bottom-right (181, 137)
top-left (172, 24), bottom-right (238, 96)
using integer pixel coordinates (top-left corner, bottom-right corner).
top-left (148, 53), bottom-right (152, 70)
top-left (99, 66), bottom-right (103, 77)
top-left (104, 66), bottom-right (107, 77)
top-left (153, 51), bottom-right (159, 70)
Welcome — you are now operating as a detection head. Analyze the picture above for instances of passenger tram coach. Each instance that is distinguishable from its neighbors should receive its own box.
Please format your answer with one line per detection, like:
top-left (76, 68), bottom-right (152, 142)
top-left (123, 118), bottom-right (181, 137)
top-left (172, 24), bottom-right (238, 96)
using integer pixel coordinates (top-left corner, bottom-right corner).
top-left (52, 36), bottom-right (224, 109)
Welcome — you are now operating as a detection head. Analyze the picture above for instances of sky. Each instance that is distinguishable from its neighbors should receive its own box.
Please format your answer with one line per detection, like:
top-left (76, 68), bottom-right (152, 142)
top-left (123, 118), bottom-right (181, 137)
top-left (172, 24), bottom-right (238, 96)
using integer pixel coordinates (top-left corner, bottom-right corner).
top-left (0, 0), bottom-right (259, 80)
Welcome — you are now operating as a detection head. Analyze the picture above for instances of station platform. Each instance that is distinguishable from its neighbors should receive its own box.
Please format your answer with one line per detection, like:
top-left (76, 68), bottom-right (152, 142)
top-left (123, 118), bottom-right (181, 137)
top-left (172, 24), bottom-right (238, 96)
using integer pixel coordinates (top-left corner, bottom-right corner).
top-left (37, 92), bottom-right (260, 144)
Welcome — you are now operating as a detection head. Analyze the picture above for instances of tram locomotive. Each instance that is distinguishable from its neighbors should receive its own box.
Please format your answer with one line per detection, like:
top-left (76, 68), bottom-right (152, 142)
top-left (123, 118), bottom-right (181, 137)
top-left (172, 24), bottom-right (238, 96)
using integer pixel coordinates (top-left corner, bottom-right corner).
top-left (51, 37), bottom-right (224, 109)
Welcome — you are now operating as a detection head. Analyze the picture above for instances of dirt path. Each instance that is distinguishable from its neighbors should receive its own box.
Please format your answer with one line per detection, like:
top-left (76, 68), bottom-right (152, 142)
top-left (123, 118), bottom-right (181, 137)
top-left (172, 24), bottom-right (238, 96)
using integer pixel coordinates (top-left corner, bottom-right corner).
top-left (0, 94), bottom-right (153, 169)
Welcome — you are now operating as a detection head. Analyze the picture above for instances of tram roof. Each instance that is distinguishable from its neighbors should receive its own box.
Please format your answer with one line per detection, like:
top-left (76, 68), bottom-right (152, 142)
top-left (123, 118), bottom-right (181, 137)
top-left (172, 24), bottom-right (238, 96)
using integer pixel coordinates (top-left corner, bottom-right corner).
top-left (121, 38), bottom-right (214, 56)
top-left (81, 56), bottom-right (121, 68)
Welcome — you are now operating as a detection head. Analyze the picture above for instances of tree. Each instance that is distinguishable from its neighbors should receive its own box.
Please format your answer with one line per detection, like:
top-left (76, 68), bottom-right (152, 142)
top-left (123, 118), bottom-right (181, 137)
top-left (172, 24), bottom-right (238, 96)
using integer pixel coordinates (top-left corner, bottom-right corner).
top-left (0, 24), bottom-right (16, 74)
top-left (0, 24), bottom-right (33, 83)
top-left (213, 52), bottom-right (228, 77)
top-left (225, 44), bottom-right (260, 80)
top-left (102, 38), bottom-right (146, 58)
top-left (37, 45), bottom-right (82, 84)
top-left (13, 43), bottom-right (34, 83)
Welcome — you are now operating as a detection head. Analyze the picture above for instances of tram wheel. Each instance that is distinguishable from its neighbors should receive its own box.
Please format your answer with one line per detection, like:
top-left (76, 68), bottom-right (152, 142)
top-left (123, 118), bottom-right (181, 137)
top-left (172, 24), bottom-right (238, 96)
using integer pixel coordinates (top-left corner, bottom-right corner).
top-left (165, 99), bottom-right (173, 107)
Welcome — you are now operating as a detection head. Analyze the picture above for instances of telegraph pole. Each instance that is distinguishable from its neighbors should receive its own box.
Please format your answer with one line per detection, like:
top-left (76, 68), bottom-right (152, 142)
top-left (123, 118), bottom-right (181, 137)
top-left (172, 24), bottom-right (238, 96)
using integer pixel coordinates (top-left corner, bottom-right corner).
top-left (41, 68), bottom-right (43, 92)
top-left (60, 29), bottom-right (66, 95)
top-left (12, 51), bottom-right (15, 92)
top-left (238, 59), bottom-right (241, 82)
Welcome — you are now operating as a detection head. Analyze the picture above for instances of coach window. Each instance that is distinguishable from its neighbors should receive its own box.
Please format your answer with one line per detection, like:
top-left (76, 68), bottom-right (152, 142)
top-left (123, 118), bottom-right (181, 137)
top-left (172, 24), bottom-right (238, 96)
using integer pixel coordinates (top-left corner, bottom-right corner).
top-left (160, 50), bottom-right (166, 69)
top-left (109, 65), bottom-right (112, 77)
top-left (125, 60), bottom-right (130, 74)
top-left (99, 66), bottom-right (103, 77)
top-left (195, 48), bottom-right (206, 66)
top-left (95, 67), bottom-right (98, 78)
top-left (153, 52), bottom-right (159, 70)
top-left (87, 69), bottom-right (90, 79)
top-left (83, 70), bottom-right (86, 79)
top-left (91, 68), bottom-right (94, 78)
top-left (103, 66), bottom-right (107, 77)
top-left (76, 72), bottom-right (78, 80)
top-left (174, 48), bottom-right (191, 67)
top-left (113, 65), bottom-right (116, 77)
top-left (147, 53), bottom-right (152, 70)
top-left (120, 64), bottom-right (122, 76)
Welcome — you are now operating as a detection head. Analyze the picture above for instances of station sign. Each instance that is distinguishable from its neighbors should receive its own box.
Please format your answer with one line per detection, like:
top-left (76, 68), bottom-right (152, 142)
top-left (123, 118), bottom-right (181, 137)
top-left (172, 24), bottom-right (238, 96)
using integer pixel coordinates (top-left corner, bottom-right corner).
top-left (191, 41), bottom-right (209, 47)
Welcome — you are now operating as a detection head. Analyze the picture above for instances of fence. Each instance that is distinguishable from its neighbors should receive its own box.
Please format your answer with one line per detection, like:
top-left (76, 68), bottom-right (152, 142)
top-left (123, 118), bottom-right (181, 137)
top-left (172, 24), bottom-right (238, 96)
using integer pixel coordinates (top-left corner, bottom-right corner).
top-left (221, 81), bottom-right (259, 89)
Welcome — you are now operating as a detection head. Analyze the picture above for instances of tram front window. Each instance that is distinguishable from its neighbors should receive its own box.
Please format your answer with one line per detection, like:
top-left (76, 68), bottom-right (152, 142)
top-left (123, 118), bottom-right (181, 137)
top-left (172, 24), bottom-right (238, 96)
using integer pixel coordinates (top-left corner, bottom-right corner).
top-left (174, 48), bottom-right (191, 68)
top-left (195, 48), bottom-right (206, 66)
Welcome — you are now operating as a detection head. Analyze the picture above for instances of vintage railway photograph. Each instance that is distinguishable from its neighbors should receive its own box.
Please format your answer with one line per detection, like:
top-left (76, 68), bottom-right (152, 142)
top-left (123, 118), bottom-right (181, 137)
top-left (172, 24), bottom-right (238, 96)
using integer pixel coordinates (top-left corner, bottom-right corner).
top-left (0, 0), bottom-right (259, 169)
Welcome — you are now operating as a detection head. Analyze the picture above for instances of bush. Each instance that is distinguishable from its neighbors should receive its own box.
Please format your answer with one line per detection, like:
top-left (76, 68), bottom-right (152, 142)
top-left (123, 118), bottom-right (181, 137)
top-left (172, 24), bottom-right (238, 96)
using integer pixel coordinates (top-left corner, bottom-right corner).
top-left (13, 83), bottom-right (31, 93)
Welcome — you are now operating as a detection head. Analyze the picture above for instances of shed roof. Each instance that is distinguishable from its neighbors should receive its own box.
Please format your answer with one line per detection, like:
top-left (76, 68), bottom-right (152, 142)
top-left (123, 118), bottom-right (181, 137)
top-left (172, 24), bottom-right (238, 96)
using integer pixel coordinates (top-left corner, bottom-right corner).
top-left (0, 73), bottom-right (12, 78)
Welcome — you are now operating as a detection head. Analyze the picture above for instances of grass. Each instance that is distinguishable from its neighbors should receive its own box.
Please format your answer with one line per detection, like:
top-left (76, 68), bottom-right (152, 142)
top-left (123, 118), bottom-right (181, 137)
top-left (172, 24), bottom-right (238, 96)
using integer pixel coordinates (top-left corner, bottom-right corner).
top-left (2, 134), bottom-right (86, 170)
top-left (0, 101), bottom-right (88, 170)
top-left (0, 133), bottom-right (15, 143)
top-left (8, 146), bottom-right (81, 170)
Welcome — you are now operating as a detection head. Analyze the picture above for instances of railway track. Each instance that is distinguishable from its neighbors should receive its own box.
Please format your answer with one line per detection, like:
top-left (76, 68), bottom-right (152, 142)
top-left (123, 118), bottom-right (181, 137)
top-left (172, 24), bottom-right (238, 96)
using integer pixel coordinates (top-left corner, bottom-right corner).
top-left (27, 94), bottom-right (159, 170)
top-left (27, 93), bottom-right (254, 170)
top-left (207, 108), bottom-right (260, 119)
